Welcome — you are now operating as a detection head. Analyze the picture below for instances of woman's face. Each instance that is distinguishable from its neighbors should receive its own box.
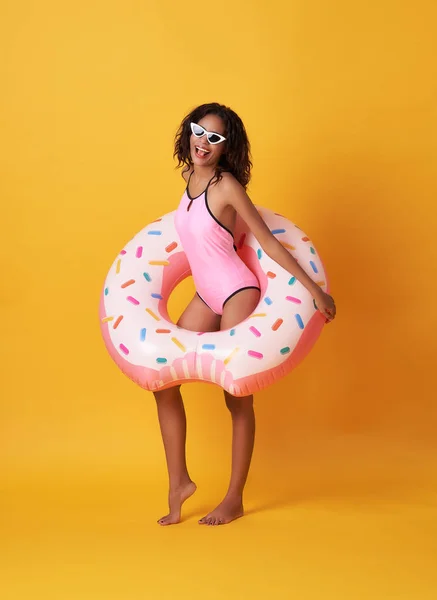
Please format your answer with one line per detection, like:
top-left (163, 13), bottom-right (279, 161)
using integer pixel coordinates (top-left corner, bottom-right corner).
top-left (190, 114), bottom-right (226, 168)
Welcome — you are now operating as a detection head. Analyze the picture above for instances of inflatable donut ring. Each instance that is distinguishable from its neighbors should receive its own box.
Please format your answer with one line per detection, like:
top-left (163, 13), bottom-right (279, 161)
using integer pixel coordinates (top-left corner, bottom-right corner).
top-left (99, 206), bottom-right (329, 397)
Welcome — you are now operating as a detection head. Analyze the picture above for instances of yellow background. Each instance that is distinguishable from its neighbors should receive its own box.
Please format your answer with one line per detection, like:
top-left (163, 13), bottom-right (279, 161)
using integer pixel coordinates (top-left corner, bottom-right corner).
top-left (1, 1), bottom-right (437, 598)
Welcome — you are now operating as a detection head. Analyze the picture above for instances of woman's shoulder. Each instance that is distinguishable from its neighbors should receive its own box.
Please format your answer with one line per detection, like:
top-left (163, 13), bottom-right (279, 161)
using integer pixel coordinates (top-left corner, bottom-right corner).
top-left (213, 171), bottom-right (244, 193)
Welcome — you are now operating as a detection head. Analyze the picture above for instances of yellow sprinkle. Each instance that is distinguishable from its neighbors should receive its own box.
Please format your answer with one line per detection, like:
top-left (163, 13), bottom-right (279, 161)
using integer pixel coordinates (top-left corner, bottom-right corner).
top-left (281, 242), bottom-right (296, 251)
top-left (116, 259), bottom-right (121, 274)
top-left (146, 308), bottom-right (160, 321)
top-left (224, 347), bottom-right (240, 365)
top-left (316, 280), bottom-right (326, 287)
top-left (149, 260), bottom-right (170, 266)
top-left (250, 313), bottom-right (267, 318)
top-left (101, 316), bottom-right (114, 323)
top-left (171, 337), bottom-right (186, 352)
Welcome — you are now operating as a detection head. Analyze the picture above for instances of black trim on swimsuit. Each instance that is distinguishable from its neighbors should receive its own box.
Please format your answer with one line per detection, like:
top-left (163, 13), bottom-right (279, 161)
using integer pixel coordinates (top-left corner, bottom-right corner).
top-left (196, 291), bottom-right (219, 314)
top-left (186, 170), bottom-right (215, 201)
top-left (223, 286), bottom-right (261, 308)
top-left (205, 186), bottom-right (238, 251)
top-left (186, 171), bottom-right (238, 251)
top-left (204, 185), bottom-right (234, 240)
top-left (197, 287), bottom-right (261, 314)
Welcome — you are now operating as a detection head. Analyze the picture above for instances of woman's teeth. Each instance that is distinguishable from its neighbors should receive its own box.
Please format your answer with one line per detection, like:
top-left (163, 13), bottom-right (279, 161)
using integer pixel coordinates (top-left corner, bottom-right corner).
top-left (195, 146), bottom-right (210, 157)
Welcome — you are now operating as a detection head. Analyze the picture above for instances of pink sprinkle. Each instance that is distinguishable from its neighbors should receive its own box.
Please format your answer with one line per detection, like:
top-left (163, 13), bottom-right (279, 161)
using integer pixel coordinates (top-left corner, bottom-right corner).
top-left (286, 296), bottom-right (302, 304)
top-left (136, 246), bottom-right (143, 258)
top-left (127, 296), bottom-right (140, 305)
top-left (249, 326), bottom-right (261, 337)
top-left (238, 233), bottom-right (246, 249)
top-left (197, 332), bottom-right (205, 336)
top-left (119, 344), bottom-right (129, 355)
top-left (120, 249), bottom-right (127, 255)
top-left (248, 350), bottom-right (263, 359)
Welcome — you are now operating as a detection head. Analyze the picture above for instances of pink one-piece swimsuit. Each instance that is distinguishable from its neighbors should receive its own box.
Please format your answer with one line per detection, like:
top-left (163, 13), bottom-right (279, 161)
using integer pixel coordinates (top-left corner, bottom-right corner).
top-left (174, 171), bottom-right (260, 315)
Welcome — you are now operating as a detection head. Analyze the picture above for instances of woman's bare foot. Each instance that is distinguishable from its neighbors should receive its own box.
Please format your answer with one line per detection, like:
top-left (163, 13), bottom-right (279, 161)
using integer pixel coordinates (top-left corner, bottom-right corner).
top-left (158, 480), bottom-right (197, 526)
top-left (198, 495), bottom-right (244, 526)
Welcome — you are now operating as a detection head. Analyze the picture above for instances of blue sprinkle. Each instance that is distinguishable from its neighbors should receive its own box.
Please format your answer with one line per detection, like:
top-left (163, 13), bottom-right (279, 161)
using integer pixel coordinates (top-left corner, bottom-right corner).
top-left (140, 328), bottom-right (147, 342)
top-left (148, 230), bottom-right (162, 235)
top-left (295, 314), bottom-right (305, 329)
top-left (310, 261), bottom-right (318, 273)
top-left (280, 346), bottom-right (290, 355)
top-left (151, 293), bottom-right (163, 299)
top-left (104, 287), bottom-right (109, 296)
top-left (156, 357), bottom-right (167, 364)
top-left (230, 329), bottom-right (236, 336)
top-left (288, 277), bottom-right (296, 285)
top-left (143, 272), bottom-right (151, 282)
top-left (264, 296), bottom-right (273, 305)
top-left (202, 344), bottom-right (216, 350)
top-left (310, 247), bottom-right (316, 255)
top-left (257, 249), bottom-right (262, 259)
top-left (271, 228), bottom-right (286, 235)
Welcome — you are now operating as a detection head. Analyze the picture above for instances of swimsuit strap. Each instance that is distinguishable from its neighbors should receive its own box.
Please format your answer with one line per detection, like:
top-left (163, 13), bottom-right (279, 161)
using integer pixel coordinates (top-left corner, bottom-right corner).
top-left (205, 173), bottom-right (216, 192)
top-left (186, 170), bottom-right (216, 199)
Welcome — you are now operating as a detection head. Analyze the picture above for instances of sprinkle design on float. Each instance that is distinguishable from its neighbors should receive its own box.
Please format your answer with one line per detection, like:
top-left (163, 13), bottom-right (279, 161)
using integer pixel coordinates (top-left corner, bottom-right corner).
top-left (121, 279), bottom-right (135, 288)
top-left (100, 205), bottom-right (329, 397)
top-left (113, 315), bottom-right (123, 329)
top-left (146, 308), bottom-right (160, 321)
top-left (165, 241), bottom-right (178, 253)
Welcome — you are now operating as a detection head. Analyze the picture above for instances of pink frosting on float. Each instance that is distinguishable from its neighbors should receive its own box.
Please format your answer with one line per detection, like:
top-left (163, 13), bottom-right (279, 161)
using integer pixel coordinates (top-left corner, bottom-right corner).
top-left (99, 208), bottom-right (330, 397)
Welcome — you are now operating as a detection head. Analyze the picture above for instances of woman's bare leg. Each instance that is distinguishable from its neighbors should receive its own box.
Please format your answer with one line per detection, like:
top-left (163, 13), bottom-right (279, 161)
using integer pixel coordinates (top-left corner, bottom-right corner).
top-left (199, 287), bottom-right (261, 525)
top-left (154, 385), bottom-right (195, 525)
top-left (155, 293), bottom-right (220, 525)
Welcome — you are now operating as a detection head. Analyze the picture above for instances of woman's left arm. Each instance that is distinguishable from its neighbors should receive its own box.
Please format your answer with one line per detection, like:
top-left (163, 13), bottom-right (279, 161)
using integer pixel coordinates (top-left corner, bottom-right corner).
top-left (225, 178), bottom-right (336, 322)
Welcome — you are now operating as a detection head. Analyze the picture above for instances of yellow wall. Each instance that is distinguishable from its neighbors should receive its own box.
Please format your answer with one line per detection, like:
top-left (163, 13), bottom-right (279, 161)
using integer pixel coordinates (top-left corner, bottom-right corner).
top-left (2, 0), bottom-right (436, 481)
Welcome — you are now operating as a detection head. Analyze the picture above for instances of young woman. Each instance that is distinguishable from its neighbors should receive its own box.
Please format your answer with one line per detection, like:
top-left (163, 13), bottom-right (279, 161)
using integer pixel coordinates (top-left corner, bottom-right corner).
top-left (154, 103), bottom-right (336, 526)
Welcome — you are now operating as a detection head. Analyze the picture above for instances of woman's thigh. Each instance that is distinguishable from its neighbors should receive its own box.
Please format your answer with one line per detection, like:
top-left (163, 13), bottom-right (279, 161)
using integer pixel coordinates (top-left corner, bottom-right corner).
top-left (220, 288), bottom-right (260, 331)
top-left (177, 293), bottom-right (221, 332)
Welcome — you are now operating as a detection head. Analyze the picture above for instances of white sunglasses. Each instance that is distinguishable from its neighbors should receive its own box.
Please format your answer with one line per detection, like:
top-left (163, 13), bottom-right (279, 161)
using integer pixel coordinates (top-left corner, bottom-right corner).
top-left (190, 122), bottom-right (227, 145)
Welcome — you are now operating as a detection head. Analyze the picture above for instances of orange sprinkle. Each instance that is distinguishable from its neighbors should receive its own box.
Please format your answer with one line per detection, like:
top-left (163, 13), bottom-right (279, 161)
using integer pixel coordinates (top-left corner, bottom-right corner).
top-left (316, 280), bottom-right (326, 287)
top-left (281, 242), bottom-right (296, 251)
top-left (113, 315), bottom-right (123, 329)
top-left (267, 271), bottom-right (276, 279)
top-left (272, 318), bottom-right (283, 331)
top-left (101, 316), bottom-right (114, 323)
top-left (146, 308), bottom-right (160, 321)
top-left (152, 218), bottom-right (162, 223)
top-left (116, 259), bottom-right (121, 274)
top-left (165, 241), bottom-right (178, 253)
top-left (156, 328), bottom-right (171, 334)
top-left (121, 279), bottom-right (135, 288)
top-left (149, 260), bottom-right (170, 266)
top-left (302, 236), bottom-right (310, 242)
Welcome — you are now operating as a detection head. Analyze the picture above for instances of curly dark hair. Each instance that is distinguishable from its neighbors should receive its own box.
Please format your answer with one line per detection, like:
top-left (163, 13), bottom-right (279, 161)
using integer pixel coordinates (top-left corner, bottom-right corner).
top-left (173, 102), bottom-right (252, 189)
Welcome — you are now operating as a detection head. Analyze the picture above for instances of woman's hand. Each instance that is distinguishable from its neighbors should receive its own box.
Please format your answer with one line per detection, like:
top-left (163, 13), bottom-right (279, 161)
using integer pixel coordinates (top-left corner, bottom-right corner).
top-left (314, 290), bottom-right (336, 323)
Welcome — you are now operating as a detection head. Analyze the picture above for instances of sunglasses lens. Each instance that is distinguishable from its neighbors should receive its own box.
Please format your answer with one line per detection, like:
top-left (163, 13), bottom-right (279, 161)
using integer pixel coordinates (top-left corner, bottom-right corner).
top-left (192, 124), bottom-right (204, 137)
top-left (208, 133), bottom-right (222, 144)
